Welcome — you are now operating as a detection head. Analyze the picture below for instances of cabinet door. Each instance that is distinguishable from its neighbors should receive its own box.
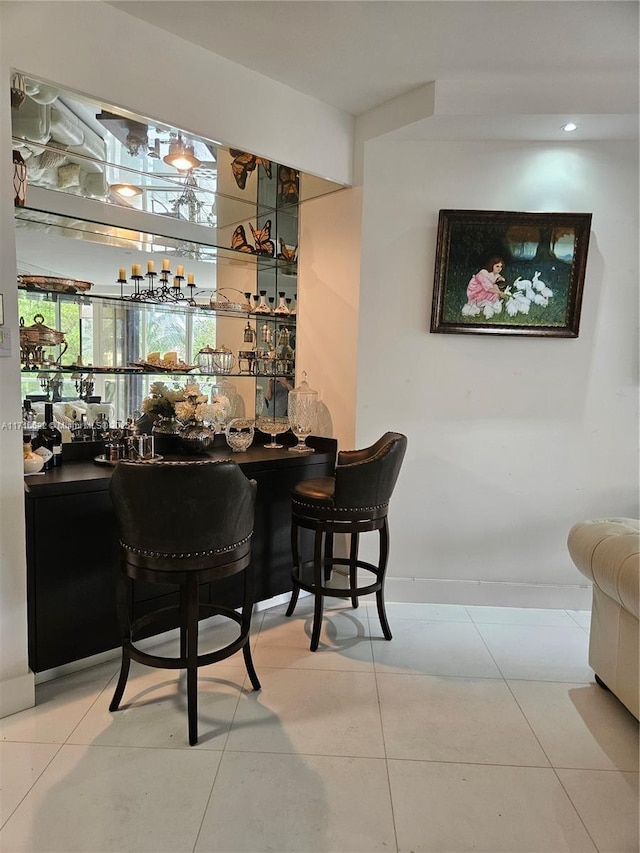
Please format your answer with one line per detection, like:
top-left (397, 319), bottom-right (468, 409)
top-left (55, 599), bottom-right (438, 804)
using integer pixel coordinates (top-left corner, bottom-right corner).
top-left (26, 490), bottom-right (120, 671)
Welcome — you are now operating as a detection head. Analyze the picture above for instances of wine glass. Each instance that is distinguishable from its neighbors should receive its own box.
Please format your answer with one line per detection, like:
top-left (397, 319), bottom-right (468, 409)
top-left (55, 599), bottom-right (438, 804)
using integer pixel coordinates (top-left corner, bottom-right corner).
top-left (256, 416), bottom-right (290, 449)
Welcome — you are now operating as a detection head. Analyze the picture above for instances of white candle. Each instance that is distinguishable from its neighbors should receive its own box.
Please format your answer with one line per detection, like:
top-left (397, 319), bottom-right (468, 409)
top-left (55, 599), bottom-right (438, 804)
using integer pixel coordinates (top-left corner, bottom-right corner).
top-left (119, 268), bottom-right (126, 280)
top-left (176, 265), bottom-right (184, 277)
top-left (162, 258), bottom-right (170, 271)
top-left (132, 264), bottom-right (141, 276)
top-left (187, 273), bottom-right (194, 285)
top-left (147, 260), bottom-right (155, 273)
top-left (172, 276), bottom-right (180, 288)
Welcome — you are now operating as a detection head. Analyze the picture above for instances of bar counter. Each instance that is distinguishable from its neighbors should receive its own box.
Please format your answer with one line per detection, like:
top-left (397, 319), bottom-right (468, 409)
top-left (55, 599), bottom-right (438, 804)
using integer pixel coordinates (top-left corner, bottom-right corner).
top-left (24, 436), bottom-right (337, 672)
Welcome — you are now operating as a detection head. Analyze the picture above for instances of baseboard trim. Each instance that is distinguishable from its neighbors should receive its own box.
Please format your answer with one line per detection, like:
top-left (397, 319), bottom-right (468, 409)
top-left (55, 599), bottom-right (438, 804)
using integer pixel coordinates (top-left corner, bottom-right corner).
top-left (384, 577), bottom-right (592, 610)
top-left (0, 671), bottom-right (35, 718)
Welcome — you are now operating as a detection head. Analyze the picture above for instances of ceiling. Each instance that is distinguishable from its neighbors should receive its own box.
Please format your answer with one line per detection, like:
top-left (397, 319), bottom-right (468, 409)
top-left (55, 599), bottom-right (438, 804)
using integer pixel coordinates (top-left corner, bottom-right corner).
top-left (110, 1), bottom-right (639, 141)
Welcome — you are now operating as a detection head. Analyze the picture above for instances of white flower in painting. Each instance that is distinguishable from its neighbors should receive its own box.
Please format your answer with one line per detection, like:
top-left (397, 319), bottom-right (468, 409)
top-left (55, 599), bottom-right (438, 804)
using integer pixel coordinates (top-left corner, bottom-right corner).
top-left (506, 292), bottom-right (531, 316)
top-left (462, 302), bottom-right (481, 317)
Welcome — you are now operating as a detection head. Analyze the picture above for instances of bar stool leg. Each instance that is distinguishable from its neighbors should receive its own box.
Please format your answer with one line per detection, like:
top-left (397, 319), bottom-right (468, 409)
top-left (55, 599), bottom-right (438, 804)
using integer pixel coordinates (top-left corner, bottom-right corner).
top-left (324, 532), bottom-right (334, 581)
top-left (286, 517), bottom-right (301, 617)
top-left (186, 574), bottom-right (199, 746)
top-left (349, 532), bottom-right (359, 609)
top-left (110, 571), bottom-right (132, 712)
top-left (376, 519), bottom-right (392, 641)
top-left (109, 649), bottom-right (131, 712)
top-left (310, 528), bottom-right (325, 651)
top-left (242, 568), bottom-right (261, 691)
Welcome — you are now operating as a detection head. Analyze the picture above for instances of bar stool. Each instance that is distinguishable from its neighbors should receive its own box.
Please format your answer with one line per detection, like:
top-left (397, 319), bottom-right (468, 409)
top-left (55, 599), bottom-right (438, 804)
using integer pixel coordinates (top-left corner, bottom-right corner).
top-left (286, 432), bottom-right (407, 651)
top-left (108, 459), bottom-right (260, 745)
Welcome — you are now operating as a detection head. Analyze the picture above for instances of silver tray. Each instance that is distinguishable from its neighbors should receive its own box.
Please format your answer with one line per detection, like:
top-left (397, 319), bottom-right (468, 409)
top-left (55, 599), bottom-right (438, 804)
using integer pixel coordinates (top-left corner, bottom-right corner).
top-left (94, 454), bottom-right (164, 466)
top-left (18, 275), bottom-right (93, 294)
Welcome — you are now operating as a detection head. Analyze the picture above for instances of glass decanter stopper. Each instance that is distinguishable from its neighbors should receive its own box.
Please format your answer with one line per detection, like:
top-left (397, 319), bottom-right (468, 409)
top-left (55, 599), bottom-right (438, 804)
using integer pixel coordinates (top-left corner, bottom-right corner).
top-left (274, 291), bottom-right (289, 315)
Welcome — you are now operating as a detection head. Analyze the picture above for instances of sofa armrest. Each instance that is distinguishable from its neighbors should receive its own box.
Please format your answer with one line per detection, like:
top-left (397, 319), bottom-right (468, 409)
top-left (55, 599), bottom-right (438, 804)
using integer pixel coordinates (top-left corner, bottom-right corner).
top-left (568, 518), bottom-right (639, 618)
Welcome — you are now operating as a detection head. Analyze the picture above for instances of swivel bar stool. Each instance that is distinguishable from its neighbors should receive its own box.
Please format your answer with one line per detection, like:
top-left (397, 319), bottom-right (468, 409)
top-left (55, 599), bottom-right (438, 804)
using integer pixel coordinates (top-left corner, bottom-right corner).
top-left (109, 459), bottom-right (260, 745)
top-left (286, 432), bottom-right (407, 651)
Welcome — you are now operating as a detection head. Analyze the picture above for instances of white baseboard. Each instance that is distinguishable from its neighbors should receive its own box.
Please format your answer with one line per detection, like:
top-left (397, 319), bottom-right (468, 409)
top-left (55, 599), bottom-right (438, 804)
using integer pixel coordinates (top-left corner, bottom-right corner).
top-left (0, 671), bottom-right (35, 718)
top-left (384, 577), bottom-right (592, 610)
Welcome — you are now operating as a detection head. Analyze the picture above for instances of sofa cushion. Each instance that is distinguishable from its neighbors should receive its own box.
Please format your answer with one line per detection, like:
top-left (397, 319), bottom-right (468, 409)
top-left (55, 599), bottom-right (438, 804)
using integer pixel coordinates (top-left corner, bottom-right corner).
top-left (568, 518), bottom-right (639, 618)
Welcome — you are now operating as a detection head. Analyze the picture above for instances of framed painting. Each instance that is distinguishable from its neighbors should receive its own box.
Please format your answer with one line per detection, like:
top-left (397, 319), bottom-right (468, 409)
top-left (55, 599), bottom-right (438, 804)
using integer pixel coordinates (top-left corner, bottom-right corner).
top-left (430, 210), bottom-right (592, 337)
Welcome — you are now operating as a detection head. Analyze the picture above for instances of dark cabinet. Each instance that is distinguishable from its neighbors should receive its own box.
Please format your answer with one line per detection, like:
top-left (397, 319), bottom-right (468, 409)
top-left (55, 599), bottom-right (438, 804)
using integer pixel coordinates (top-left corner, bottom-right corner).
top-left (25, 437), bottom-right (336, 672)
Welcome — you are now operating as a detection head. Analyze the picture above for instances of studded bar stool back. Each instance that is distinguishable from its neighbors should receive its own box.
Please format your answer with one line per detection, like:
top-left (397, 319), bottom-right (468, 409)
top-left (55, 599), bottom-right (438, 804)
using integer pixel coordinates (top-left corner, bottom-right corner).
top-left (286, 431), bottom-right (407, 651)
top-left (109, 459), bottom-right (260, 745)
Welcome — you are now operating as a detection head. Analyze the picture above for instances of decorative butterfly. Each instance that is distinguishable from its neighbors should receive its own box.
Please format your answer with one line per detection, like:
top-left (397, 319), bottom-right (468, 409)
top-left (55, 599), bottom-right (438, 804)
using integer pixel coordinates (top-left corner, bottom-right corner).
top-left (231, 224), bottom-right (255, 254)
top-left (277, 165), bottom-right (299, 205)
top-left (230, 221), bottom-right (275, 257)
top-left (277, 238), bottom-right (298, 264)
top-left (229, 149), bottom-right (272, 190)
top-left (249, 220), bottom-right (275, 257)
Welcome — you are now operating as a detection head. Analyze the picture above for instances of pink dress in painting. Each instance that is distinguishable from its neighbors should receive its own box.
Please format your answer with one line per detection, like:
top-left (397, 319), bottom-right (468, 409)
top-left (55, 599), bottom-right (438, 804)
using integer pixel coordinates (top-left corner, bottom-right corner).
top-left (466, 269), bottom-right (503, 305)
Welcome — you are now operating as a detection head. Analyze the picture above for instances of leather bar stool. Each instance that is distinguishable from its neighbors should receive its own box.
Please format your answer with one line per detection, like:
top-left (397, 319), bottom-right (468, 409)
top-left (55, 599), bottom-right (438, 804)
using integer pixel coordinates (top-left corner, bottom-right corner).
top-left (286, 432), bottom-right (407, 651)
top-left (108, 459), bottom-right (260, 745)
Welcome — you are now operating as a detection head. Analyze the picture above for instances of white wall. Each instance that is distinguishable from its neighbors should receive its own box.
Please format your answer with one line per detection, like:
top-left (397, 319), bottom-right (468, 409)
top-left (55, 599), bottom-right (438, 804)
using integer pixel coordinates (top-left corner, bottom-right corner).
top-left (357, 138), bottom-right (639, 607)
top-left (0, 1), bottom-right (354, 716)
top-left (298, 188), bottom-right (362, 449)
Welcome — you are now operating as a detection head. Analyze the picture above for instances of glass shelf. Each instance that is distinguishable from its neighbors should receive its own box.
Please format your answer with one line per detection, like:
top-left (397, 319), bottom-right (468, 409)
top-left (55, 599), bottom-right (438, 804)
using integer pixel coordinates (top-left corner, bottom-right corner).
top-left (15, 205), bottom-right (298, 275)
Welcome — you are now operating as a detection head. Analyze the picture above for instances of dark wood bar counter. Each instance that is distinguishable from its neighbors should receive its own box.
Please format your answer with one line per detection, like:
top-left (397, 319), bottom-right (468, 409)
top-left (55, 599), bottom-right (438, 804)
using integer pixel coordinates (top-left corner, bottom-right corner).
top-left (24, 436), bottom-right (337, 672)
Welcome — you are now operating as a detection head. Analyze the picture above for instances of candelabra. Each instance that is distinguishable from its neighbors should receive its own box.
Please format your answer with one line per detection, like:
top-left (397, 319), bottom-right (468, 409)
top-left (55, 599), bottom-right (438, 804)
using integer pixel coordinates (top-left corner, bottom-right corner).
top-left (117, 261), bottom-right (197, 305)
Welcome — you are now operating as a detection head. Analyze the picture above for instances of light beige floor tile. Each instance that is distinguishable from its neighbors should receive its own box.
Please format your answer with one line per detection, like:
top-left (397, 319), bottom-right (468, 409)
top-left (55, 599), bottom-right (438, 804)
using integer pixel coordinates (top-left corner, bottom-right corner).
top-left (0, 663), bottom-right (118, 745)
top-left (558, 768), bottom-right (639, 853)
top-left (0, 743), bottom-right (221, 852)
top-left (388, 759), bottom-right (597, 852)
top-left (195, 751), bottom-right (396, 852)
top-left (254, 608), bottom-right (374, 671)
top-left (67, 662), bottom-right (249, 749)
top-left (476, 623), bottom-right (593, 681)
top-left (0, 742), bottom-right (60, 828)
top-left (367, 601), bottom-right (472, 621)
top-left (371, 619), bottom-right (501, 678)
top-left (378, 673), bottom-right (549, 766)
top-left (467, 605), bottom-right (580, 627)
top-left (226, 667), bottom-right (385, 757)
top-left (509, 680), bottom-right (640, 771)
top-left (265, 592), bottom-right (367, 620)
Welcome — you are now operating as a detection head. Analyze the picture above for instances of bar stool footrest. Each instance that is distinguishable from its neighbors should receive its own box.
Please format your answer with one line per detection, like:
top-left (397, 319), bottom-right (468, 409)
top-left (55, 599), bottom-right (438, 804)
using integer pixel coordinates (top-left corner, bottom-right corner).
top-left (127, 603), bottom-right (250, 671)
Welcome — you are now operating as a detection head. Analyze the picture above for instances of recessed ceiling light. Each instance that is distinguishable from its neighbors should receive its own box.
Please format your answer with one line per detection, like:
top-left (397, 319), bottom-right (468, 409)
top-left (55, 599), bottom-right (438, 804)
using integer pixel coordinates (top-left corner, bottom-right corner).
top-left (110, 183), bottom-right (142, 198)
top-left (561, 122), bottom-right (578, 133)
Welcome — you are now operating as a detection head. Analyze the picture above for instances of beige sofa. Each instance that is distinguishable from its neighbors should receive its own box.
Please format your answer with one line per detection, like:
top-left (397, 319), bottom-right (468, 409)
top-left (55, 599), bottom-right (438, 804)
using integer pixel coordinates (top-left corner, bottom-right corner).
top-left (568, 518), bottom-right (639, 719)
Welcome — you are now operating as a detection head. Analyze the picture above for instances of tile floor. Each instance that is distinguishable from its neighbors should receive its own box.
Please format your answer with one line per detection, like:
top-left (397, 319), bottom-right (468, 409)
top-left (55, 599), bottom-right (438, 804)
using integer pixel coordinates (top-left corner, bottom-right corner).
top-left (0, 599), bottom-right (638, 852)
